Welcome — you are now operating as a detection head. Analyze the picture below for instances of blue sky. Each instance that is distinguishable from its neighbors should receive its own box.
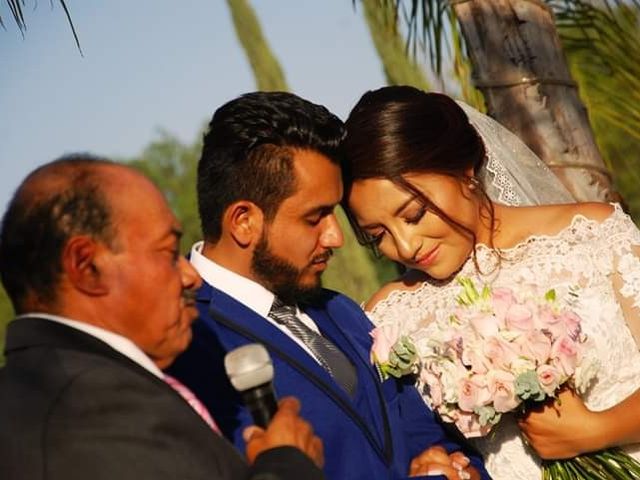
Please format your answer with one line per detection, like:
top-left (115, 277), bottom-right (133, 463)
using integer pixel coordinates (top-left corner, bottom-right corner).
top-left (0, 0), bottom-right (387, 212)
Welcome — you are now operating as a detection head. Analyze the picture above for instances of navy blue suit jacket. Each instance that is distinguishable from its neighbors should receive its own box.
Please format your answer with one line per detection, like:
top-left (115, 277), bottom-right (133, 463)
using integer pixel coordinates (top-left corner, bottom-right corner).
top-left (170, 282), bottom-right (489, 480)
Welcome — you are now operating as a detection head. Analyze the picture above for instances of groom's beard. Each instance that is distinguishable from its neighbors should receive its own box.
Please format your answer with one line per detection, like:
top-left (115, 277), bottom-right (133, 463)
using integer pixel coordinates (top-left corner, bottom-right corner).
top-left (251, 232), bottom-right (329, 306)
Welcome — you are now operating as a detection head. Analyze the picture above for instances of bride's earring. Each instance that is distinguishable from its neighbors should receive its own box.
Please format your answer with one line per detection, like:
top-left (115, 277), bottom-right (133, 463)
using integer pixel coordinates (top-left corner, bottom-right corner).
top-left (467, 177), bottom-right (480, 191)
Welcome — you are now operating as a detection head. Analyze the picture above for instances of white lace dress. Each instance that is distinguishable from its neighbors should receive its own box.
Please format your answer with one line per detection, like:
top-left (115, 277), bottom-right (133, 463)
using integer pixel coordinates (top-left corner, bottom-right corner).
top-left (368, 204), bottom-right (640, 479)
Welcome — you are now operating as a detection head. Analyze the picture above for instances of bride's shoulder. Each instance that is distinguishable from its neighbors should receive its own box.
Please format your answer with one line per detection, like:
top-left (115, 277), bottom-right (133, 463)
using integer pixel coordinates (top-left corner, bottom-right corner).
top-left (364, 269), bottom-right (427, 312)
top-left (563, 201), bottom-right (616, 223)
top-left (516, 202), bottom-right (616, 234)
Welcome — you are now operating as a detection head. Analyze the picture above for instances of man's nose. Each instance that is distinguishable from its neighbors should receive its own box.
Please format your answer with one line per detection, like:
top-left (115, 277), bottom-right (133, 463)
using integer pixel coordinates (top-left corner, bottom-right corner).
top-left (180, 256), bottom-right (202, 290)
top-left (319, 213), bottom-right (344, 249)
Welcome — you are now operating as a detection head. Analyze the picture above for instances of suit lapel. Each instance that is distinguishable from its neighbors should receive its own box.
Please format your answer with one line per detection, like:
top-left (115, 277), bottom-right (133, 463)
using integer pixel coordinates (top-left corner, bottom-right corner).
top-left (206, 288), bottom-right (335, 387)
top-left (200, 284), bottom-right (391, 462)
top-left (306, 298), bottom-right (394, 463)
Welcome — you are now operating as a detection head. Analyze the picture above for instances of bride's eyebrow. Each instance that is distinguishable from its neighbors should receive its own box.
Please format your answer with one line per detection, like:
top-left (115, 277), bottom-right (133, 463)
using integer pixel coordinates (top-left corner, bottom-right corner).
top-left (393, 196), bottom-right (418, 216)
top-left (359, 196), bottom-right (418, 230)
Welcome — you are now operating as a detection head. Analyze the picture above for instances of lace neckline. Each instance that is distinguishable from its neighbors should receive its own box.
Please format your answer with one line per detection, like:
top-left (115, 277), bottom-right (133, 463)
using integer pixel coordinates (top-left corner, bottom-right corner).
top-left (475, 203), bottom-right (622, 254)
top-left (370, 203), bottom-right (625, 312)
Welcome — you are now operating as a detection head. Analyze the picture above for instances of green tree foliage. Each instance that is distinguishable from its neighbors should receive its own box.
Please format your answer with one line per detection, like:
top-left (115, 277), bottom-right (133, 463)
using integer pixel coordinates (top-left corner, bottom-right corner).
top-left (0, 285), bottom-right (14, 366)
top-left (125, 131), bottom-right (203, 253)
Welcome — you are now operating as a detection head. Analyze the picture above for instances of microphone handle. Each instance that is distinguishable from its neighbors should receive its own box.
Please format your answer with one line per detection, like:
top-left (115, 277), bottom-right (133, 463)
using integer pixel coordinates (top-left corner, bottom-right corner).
top-left (241, 383), bottom-right (278, 428)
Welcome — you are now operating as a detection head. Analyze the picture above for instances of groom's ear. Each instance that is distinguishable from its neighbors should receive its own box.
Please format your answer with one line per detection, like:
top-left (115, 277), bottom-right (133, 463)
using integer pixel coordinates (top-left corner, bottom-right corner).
top-left (224, 201), bottom-right (265, 248)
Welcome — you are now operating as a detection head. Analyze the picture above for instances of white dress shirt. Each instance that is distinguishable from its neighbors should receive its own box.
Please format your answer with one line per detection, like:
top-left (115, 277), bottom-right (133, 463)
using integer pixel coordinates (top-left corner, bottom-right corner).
top-left (16, 313), bottom-right (164, 378)
top-left (189, 241), bottom-right (323, 364)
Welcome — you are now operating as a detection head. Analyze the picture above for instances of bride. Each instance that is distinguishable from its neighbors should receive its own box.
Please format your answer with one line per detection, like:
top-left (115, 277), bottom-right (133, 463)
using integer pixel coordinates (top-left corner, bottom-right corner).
top-left (341, 86), bottom-right (640, 479)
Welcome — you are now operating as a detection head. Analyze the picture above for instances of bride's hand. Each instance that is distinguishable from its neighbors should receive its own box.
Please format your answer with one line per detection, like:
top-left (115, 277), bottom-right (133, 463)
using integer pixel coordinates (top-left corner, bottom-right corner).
top-left (517, 388), bottom-right (606, 459)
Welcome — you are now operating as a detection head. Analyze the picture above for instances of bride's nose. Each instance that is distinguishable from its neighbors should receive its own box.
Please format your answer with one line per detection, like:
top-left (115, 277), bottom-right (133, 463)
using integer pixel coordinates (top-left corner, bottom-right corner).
top-left (394, 230), bottom-right (420, 263)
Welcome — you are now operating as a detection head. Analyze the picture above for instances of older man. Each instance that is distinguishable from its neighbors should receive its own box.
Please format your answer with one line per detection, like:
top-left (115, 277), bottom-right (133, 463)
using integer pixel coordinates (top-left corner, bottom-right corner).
top-left (0, 155), bottom-right (324, 480)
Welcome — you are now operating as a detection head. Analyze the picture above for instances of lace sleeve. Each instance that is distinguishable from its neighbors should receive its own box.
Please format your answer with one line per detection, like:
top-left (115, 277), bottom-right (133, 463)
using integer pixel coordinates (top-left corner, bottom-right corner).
top-left (608, 205), bottom-right (640, 349)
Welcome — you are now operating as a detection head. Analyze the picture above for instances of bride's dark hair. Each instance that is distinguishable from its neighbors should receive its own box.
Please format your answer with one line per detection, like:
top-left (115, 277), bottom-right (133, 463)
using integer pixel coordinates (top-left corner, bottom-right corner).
top-left (342, 86), bottom-right (496, 268)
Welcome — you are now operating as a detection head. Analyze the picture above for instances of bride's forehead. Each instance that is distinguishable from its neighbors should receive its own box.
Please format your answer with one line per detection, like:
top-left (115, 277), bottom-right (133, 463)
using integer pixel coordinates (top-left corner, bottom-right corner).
top-left (350, 178), bottom-right (406, 199)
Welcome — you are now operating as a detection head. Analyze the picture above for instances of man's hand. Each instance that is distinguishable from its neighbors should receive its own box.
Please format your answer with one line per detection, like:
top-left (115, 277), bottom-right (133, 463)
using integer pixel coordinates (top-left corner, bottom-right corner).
top-left (243, 397), bottom-right (324, 468)
top-left (410, 446), bottom-right (480, 479)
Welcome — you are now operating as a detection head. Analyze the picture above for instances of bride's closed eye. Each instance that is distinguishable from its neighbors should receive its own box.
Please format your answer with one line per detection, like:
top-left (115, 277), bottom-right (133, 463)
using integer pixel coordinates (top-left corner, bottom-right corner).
top-left (404, 204), bottom-right (427, 225)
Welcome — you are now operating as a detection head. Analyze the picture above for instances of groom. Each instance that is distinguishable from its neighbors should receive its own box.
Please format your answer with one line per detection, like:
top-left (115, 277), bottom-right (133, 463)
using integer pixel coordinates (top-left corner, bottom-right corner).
top-left (169, 92), bottom-right (488, 480)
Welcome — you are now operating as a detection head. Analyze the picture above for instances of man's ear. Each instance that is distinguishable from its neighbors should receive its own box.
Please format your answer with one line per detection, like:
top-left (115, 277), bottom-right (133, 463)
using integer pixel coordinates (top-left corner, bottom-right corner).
top-left (62, 236), bottom-right (109, 296)
top-left (224, 201), bottom-right (265, 248)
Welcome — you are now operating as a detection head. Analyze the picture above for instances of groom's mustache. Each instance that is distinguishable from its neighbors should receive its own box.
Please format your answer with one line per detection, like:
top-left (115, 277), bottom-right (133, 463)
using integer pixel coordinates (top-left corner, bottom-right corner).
top-left (181, 288), bottom-right (198, 303)
top-left (311, 250), bottom-right (333, 264)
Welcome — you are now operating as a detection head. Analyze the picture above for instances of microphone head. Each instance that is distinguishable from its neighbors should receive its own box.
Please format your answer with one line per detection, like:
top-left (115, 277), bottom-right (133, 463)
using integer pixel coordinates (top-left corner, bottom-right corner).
top-left (224, 343), bottom-right (274, 392)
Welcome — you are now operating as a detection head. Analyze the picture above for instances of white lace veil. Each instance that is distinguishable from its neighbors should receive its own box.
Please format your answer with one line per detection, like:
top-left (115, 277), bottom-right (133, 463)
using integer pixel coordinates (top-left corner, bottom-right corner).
top-left (457, 101), bottom-right (574, 206)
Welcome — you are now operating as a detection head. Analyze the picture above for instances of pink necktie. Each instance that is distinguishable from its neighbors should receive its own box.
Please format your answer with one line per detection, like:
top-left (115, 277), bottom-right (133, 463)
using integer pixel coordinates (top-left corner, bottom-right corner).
top-left (163, 374), bottom-right (221, 434)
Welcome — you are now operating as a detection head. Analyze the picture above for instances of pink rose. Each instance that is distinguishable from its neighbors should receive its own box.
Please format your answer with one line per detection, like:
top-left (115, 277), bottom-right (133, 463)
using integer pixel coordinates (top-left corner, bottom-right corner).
top-left (487, 370), bottom-right (520, 413)
top-left (560, 311), bottom-right (582, 340)
top-left (370, 324), bottom-right (399, 364)
top-left (458, 375), bottom-right (491, 412)
top-left (536, 364), bottom-right (563, 396)
top-left (462, 343), bottom-right (491, 374)
top-left (468, 311), bottom-right (502, 338)
top-left (491, 288), bottom-right (516, 324)
top-left (505, 303), bottom-right (534, 332)
top-left (483, 336), bottom-right (518, 370)
top-left (454, 411), bottom-right (491, 438)
top-left (551, 335), bottom-right (579, 377)
top-left (515, 330), bottom-right (552, 365)
top-left (536, 306), bottom-right (566, 338)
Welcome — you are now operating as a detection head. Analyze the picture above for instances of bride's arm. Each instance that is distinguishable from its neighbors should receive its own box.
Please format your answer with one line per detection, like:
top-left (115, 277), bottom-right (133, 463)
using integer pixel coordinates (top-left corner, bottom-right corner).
top-left (519, 218), bottom-right (640, 459)
top-left (518, 388), bottom-right (640, 459)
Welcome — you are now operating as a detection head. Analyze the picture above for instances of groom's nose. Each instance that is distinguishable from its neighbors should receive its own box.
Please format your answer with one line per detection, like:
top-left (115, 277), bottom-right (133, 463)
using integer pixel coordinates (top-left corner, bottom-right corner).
top-left (319, 213), bottom-right (343, 249)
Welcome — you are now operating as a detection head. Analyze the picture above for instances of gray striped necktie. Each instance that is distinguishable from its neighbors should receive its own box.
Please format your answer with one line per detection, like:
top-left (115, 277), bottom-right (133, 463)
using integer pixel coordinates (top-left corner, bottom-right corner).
top-left (268, 297), bottom-right (357, 397)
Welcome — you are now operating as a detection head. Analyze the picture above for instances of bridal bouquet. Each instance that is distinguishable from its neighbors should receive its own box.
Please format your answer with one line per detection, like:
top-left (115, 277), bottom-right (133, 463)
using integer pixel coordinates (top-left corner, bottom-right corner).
top-left (420, 277), bottom-right (640, 479)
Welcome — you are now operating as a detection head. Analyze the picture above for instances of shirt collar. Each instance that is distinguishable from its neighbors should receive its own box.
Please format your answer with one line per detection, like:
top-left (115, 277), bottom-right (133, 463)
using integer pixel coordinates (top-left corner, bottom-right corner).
top-left (15, 312), bottom-right (164, 378)
top-left (190, 241), bottom-right (275, 318)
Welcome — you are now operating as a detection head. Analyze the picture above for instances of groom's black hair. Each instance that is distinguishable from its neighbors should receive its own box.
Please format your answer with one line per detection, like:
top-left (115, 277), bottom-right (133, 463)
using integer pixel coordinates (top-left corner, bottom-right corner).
top-left (197, 91), bottom-right (345, 242)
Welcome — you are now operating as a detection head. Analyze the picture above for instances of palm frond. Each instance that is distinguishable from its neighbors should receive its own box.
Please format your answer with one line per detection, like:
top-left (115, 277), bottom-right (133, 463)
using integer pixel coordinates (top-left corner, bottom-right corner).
top-left (560, 3), bottom-right (640, 142)
top-left (392, 1), bottom-right (638, 77)
top-left (1, 0), bottom-right (82, 54)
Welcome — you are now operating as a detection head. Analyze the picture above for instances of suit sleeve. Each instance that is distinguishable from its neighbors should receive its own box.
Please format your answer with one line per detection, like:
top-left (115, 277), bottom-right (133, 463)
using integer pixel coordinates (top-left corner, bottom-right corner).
top-left (251, 447), bottom-right (324, 480)
top-left (43, 366), bottom-right (248, 480)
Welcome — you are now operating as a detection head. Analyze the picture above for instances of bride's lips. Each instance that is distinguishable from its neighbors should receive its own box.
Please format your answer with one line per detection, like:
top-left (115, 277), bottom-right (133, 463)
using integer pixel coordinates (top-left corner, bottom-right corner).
top-left (415, 245), bottom-right (440, 267)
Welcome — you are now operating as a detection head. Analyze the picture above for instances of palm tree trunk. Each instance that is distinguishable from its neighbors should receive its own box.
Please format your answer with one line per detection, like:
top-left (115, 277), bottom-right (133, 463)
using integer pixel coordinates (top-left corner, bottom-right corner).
top-left (226, 0), bottom-right (289, 91)
top-left (452, 0), bottom-right (613, 202)
top-left (361, 0), bottom-right (431, 90)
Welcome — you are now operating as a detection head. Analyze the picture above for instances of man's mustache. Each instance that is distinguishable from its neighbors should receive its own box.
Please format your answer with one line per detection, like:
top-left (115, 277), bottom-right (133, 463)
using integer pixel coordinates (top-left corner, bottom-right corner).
top-left (181, 289), bottom-right (198, 302)
top-left (311, 250), bottom-right (333, 264)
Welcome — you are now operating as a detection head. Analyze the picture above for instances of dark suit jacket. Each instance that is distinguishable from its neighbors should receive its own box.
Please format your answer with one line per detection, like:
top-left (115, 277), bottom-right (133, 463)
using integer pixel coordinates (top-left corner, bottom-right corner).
top-left (0, 317), bottom-right (323, 480)
top-left (170, 284), bottom-right (490, 480)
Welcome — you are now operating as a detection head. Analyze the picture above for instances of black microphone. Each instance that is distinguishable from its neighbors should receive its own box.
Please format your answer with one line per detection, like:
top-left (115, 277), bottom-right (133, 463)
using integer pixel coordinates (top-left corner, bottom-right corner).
top-left (224, 343), bottom-right (277, 428)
